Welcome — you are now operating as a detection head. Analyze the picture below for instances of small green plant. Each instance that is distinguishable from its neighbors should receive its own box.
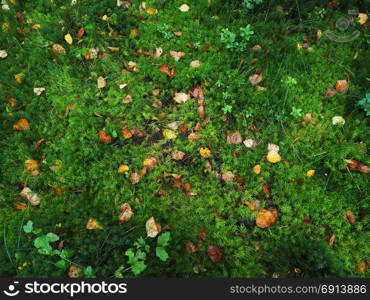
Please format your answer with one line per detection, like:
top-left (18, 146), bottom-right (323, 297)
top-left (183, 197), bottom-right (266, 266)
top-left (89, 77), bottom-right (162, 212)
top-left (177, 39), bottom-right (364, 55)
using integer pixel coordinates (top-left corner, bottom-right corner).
top-left (282, 76), bottom-right (298, 87)
top-left (357, 93), bottom-right (370, 116)
top-left (290, 106), bottom-right (303, 119)
top-left (220, 25), bottom-right (254, 52)
top-left (308, 6), bottom-right (326, 21)
top-left (242, 0), bottom-right (263, 10)
top-left (156, 24), bottom-right (174, 40)
top-left (222, 104), bottom-right (233, 114)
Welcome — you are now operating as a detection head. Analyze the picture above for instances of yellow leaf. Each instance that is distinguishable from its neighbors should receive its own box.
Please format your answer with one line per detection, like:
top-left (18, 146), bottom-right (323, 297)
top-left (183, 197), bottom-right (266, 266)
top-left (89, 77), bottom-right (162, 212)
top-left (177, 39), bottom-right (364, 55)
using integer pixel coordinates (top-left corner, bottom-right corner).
top-left (64, 33), bottom-right (73, 45)
top-left (252, 164), bottom-right (261, 174)
top-left (86, 218), bottom-right (103, 230)
top-left (306, 170), bottom-right (315, 177)
top-left (358, 13), bottom-right (368, 25)
top-left (199, 147), bottom-right (211, 158)
top-left (130, 28), bottom-right (139, 37)
top-left (256, 209), bottom-right (277, 228)
top-left (97, 76), bottom-right (106, 89)
top-left (267, 150), bottom-right (281, 163)
top-left (13, 118), bottom-right (29, 130)
top-left (118, 165), bottom-right (129, 173)
top-left (32, 24), bottom-right (41, 30)
top-left (163, 129), bottom-right (177, 139)
top-left (14, 73), bottom-right (24, 84)
top-left (146, 8), bottom-right (158, 14)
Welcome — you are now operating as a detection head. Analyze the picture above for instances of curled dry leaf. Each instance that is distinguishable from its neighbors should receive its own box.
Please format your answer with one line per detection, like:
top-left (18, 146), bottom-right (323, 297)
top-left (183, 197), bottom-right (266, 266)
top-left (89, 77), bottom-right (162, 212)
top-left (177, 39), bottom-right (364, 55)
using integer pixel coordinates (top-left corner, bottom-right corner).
top-left (14, 202), bottom-right (27, 211)
top-left (249, 74), bottom-right (263, 86)
top-left (346, 159), bottom-right (370, 174)
top-left (168, 122), bottom-right (178, 130)
top-left (86, 218), bottom-right (103, 230)
top-left (170, 50), bottom-right (185, 62)
top-left (122, 127), bottom-right (133, 139)
top-left (256, 209), bottom-right (277, 228)
top-left (267, 143), bottom-right (280, 153)
top-left (207, 245), bottom-right (222, 263)
top-left (97, 76), bottom-right (106, 89)
top-left (33, 87), bottom-right (45, 96)
top-left (188, 132), bottom-right (201, 142)
top-left (190, 60), bottom-right (200, 68)
top-left (13, 119), bottom-right (30, 130)
top-left (98, 130), bottom-right (112, 144)
top-left (243, 139), bottom-right (257, 148)
top-left (159, 64), bottom-right (176, 77)
top-left (68, 265), bottom-right (82, 278)
top-left (20, 187), bottom-right (41, 206)
top-left (199, 147), bottom-right (211, 158)
top-left (173, 92), bottom-right (189, 104)
top-left (335, 80), bottom-right (348, 93)
top-left (130, 173), bottom-right (141, 184)
top-left (171, 150), bottom-right (185, 160)
top-left (198, 105), bottom-right (205, 118)
top-left (179, 4), bottom-right (190, 12)
top-left (227, 131), bottom-right (242, 144)
top-left (189, 86), bottom-right (205, 104)
top-left (108, 46), bottom-right (120, 52)
top-left (127, 61), bottom-right (138, 72)
top-left (146, 216), bottom-right (160, 238)
top-left (143, 156), bottom-right (157, 168)
top-left (345, 210), bottom-right (356, 225)
top-left (324, 88), bottom-right (337, 98)
top-left (25, 159), bottom-right (38, 173)
top-left (186, 242), bottom-right (197, 253)
top-left (153, 47), bottom-right (163, 58)
top-left (119, 203), bottom-right (133, 223)
top-left (221, 171), bottom-right (235, 182)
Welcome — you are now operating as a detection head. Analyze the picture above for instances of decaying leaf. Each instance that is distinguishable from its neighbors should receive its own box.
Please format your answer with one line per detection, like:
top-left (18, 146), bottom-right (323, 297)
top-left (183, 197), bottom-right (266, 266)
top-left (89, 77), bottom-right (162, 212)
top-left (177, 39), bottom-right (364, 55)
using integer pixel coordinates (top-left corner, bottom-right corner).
top-left (127, 61), bottom-right (138, 72)
top-left (119, 203), bottom-right (133, 223)
top-left (0, 50), bottom-right (8, 58)
top-left (207, 245), bottom-right (222, 263)
top-left (153, 47), bottom-right (163, 58)
top-left (256, 209), bottom-right (277, 228)
top-left (146, 8), bottom-right (158, 14)
top-left (14, 201), bottom-right (27, 211)
top-left (52, 44), bottom-right (66, 55)
top-left (86, 218), bottom-right (103, 230)
top-left (52, 186), bottom-right (62, 196)
top-left (143, 156), bottom-right (157, 168)
top-left (159, 64), bottom-right (176, 77)
top-left (221, 171), bottom-right (235, 182)
top-left (199, 147), bottom-right (211, 158)
top-left (15, 73), bottom-right (24, 84)
top-left (345, 159), bottom-right (370, 174)
top-left (98, 130), bottom-right (112, 144)
top-left (13, 118), bottom-right (30, 130)
top-left (122, 95), bottom-right (132, 104)
top-left (122, 127), bottom-right (133, 139)
top-left (335, 80), bottom-right (348, 93)
top-left (25, 159), bottom-right (38, 173)
top-left (146, 216), bottom-right (160, 238)
top-left (190, 60), bottom-right (200, 68)
top-left (227, 131), bottom-right (242, 144)
top-left (76, 27), bottom-right (85, 38)
top-left (97, 76), bottom-right (106, 89)
top-left (189, 86), bottom-right (205, 104)
top-left (188, 132), bottom-right (201, 142)
top-left (324, 88), bottom-right (337, 98)
top-left (173, 92), bottom-right (189, 104)
top-left (170, 51), bottom-right (185, 62)
top-left (130, 173), bottom-right (141, 184)
top-left (68, 265), bottom-right (82, 278)
top-left (20, 187), bottom-right (41, 206)
top-left (185, 242), bottom-right (197, 253)
top-left (243, 139), bottom-right (257, 148)
top-left (249, 74), bottom-right (263, 86)
top-left (172, 150), bottom-right (185, 160)
top-left (345, 210), bottom-right (356, 225)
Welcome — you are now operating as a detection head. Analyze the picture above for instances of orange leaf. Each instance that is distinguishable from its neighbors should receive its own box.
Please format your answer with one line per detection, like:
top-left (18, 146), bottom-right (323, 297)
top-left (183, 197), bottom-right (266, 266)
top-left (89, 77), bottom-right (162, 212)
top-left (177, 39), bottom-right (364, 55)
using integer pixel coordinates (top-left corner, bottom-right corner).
top-left (52, 186), bottom-right (62, 196)
top-left (169, 50), bottom-right (185, 62)
top-left (13, 119), bottom-right (30, 130)
top-left (199, 147), bottom-right (211, 158)
top-left (86, 218), bottom-right (103, 230)
top-left (335, 80), bottom-right (348, 93)
top-left (76, 27), bottom-right (85, 38)
top-left (159, 64), bottom-right (176, 77)
top-left (207, 245), bottom-right (222, 263)
top-left (185, 242), bottom-right (198, 253)
top-left (14, 201), bottom-right (27, 211)
top-left (256, 209), bottom-right (277, 228)
top-left (98, 130), bottom-right (112, 144)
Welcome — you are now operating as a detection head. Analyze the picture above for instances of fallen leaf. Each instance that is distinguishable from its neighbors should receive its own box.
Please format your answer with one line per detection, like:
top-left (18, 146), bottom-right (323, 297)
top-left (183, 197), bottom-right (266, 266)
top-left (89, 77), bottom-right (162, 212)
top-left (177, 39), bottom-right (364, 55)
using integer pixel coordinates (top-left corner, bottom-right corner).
top-left (189, 86), bottom-right (205, 104)
top-left (185, 242), bottom-right (197, 253)
top-left (52, 186), bottom-right (62, 196)
top-left (332, 116), bottom-right (345, 125)
top-left (143, 156), bottom-right (157, 168)
top-left (127, 61), bottom-right (138, 72)
top-left (251, 44), bottom-right (262, 52)
top-left (207, 245), bottom-right (222, 263)
top-left (357, 260), bottom-right (367, 274)
top-left (324, 88), bottom-right (337, 98)
top-left (13, 119), bottom-right (30, 130)
top-left (190, 60), bottom-right (200, 68)
top-left (146, 8), bottom-right (158, 14)
top-left (172, 150), bottom-right (185, 160)
top-left (198, 105), bottom-right (205, 118)
top-left (256, 209), bottom-right (277, 228)
top-left (249, 74), bottom-right (263, 86)
top-left (146, 216), bottom-right (160, 238)
top-left (108, 46), bottom-right (120, 52)
top-left (198, 231), bottom-right (206, 240)
top-left (97, 76), bottom-right (106, 89)
top-left (64, 33), bottom-right (73, 45)
top-left (33, 87), bottom-right (45, 96)
top-left (122, 127), bottom-right (133, 139)
top-left (335, 80), bottom-right (348, 93)
top-left (188, 132), bottom-right (201, 142)
top-left (221, 171), bottom-right (235, 182)
top-left (153, 47), bottom-right (163, 58)
top-left (227, 131), bottom-right (242, 144)
top-left (345, 210), bottom-right (356, 225)
top-left (170, 51), bottom-right (185, 62)
top-left (346, 159), bottom-right (370, 174)
top-left (68, 265), bottom-right (82, 278)
top-left (267, 143), bottom-right (280, 152)
top-left (306, 170), bottom-right (315, 177)
top-left (98, 130), bottom-right (112, 144)
top-left (119, 203), bottom-right (133, 223)
top-left (243, 139), bottom-right (257, 148)
top-left (122, 95), bottom-right (132, 104)
top-left (0, 50), bottom-right (8, 58)
top-left (252, 164), bottom-right (261, 174)
top-left (25, 159), bottom-right (38, 173)
top-left (52, 44), bottom-right (66, 55)
top-left (159, 64), bottom-right (176, 77)
top-left (20, 187), bottom-right (41, 206)
top-left (199, 147), bottom-right (211, 158)
top-left (163, 129), bottom-right (177, 139)
top-left (358, 13), bottom-right (368, 25)
top-left (179, 4), bottom-right (190, 12)
top-left (76, 27), bottom-right (85, 38)
top-left (118, 165), bottom-right (129, 173)
top-left (244, 201), bottom-right (257, 211)
top-left (14, 201), bottom-right (27, 211)
top-left (14, 73), bottom-right (24, 84)
top-left (329, 234), bottom-right (335, 247)
top-left (173, 92), bottom-right (189, 104)
top-left (130, 173), bottom-right (141, 184)
top-left (168, 122), bottom-right (178, 130)
top-left (86, 218), bottom-right (103, 230)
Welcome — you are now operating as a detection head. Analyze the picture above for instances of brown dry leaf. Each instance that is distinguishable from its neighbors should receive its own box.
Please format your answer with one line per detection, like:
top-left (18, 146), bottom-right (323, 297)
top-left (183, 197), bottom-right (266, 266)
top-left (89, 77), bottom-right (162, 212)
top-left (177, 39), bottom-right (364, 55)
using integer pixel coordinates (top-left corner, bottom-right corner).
top-left (345, 210), bottom-right (356, 225)
top-left (173, 92), bottom-right (189, 104)
top-left (98, 130), bottom-right (112, 144)
top-left (252, 164), bottom-right (261, 174)
top-left (52, 186), bottom-right (62, 196)
top-left (263, 184), bottom-right (270, 195)
top-left (256, 209), bottom-right (277, 228)
top-left (130, 173), bottom-right (141, 184)
top-left (107, 46), bottom-right (120, 52)
top-left (244, 201), bottom-right (257, 211)
top-left (52, 44), bottom-right (66, 55)
top-left (25, 159), bottom-right (38, 173)
top-left (68, 265), bottom-right (82, 278)
top-left (119, 203), bottom-right (133, 223)
top-left (198, 105), bottom-right (205, 118)
top-left (324, 88), bottom-right (337, 98)
top-left (227, 131), bottom-right (242, 144)
top-left (249, 74), bottom-right (263, 86)
top-left (146, 216), bottom-right (160, 238)
top-left (199, 147), bottom-right (211, 158)
top-left (13, 119), bottom-right (30, 131)
top-left (190, 60), bottom-right (200, 68)
top-left (207, 245), bottom-right (222, 263)
top-left (335, 80), bottom-right (348, 93)
top-left (170, 50), bottom-right (185, 62)
top-left (357, 260), bottom-right (367, 274)
top-left (188, 132), bottom-right (201, 142)
top-left (76, 27), bottom-right (85, 38)
top-left (174, 31), bottom-right (182, 37)
top-left (127, 61), bottom-right (138, 72)
top-left (86, 218), bottom-right (103, 230)
top-left (14, 201), bottom-right (27, 211)
top-left (185, 242), bottom-right (197, 253)
top-left (20, 187), bottom-right (41, 206)
top-left (143, 156), bottom-right (157, 168)
top-left (7, 97), bottom-right (16, 107)
top-left (251, 44), bottom-right (262, 52)
top-left (171, 150), bottom-right (185, 160)
top-left (146, 8), bottom-right (158, 14)
top-left (189, 86), bottom-right (205, 105)
top-left (122, 127), bottom-right (133, 139)
top-left (153, 47), bottom-right (163, 58)
top-left (329, 234), bottom-right (335, 247)
top-left (159, 64), bottom-right (176, 77)
top-left (221, 171), bottom-right (235, 182)
top-left (346, 159), bottom-right (370, 174)
top-left (97, 76), bottom-right (106, 89)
